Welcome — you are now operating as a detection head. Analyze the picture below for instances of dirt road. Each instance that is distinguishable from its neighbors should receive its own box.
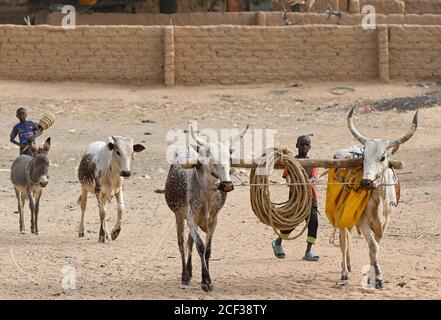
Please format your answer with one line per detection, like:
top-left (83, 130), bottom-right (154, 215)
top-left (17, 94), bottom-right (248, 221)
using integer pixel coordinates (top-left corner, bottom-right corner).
top-left (0, 80), bottom-right (440, 299)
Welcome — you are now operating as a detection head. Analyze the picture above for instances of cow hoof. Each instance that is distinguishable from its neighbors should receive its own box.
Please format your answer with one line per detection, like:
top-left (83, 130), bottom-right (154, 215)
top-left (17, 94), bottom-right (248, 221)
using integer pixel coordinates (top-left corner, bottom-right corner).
top-left (98, 237), bottom-right (111, 244)
top-left (375, 278), bottom-right (384, 289)
top-left (181, 279), bottom-right (191, 286)
top-left (20, 229), bottom-right (26, 234)
top-left (111, 229), bottom-right (121, 240)
top-left (201, 283), bottom-right (214, 292)
top-left (79, 231), bottom-right (84, 238)
top-left (181, 272), bottom-right (191, 285)
top-left (35, 231), bottom-right (39, 235)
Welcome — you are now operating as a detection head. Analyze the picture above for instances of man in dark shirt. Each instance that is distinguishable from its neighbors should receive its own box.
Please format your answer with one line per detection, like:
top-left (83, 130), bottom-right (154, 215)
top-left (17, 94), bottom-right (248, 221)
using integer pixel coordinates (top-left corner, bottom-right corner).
top-left (271, 135), bottom-right (320, 261)
top-left (10, 107), bottom-right (42, 156)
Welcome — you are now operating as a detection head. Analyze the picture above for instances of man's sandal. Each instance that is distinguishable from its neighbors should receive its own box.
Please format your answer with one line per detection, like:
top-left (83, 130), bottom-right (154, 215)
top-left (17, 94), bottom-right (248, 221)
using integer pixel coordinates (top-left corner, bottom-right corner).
top-left (303, 251), bottom-right (319, 261)
top-left (272, 240), bottom-right (286, 259)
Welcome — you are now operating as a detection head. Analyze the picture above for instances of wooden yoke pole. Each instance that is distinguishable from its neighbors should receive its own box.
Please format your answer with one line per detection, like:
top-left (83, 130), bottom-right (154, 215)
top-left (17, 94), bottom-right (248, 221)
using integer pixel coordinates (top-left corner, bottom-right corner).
top-left (179, 158), bottom-right (404, 170)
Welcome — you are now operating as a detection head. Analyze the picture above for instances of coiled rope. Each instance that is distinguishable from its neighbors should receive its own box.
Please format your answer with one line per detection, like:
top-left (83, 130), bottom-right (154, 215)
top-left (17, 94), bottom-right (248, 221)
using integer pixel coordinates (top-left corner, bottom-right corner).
top-left (250, 148), bottom-right (313, 240)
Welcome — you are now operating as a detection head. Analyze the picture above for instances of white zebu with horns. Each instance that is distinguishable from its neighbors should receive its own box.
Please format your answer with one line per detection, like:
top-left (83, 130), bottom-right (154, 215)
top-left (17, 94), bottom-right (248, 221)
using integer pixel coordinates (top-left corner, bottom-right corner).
top-left (165, 125), bottom-right (249, 292)
top-left (77, 136), bottom-right (145, 243)
top-left (337, 106), bottom-right (418, 288)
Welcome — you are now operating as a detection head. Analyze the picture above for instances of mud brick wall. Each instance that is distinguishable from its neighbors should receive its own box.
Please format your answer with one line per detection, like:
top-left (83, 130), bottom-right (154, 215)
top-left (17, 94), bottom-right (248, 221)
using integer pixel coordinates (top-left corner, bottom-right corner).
top-left (45, 12), bottom-right (441, 27)
top-left (404, 0), bottom-right (441, 14)
top-left (358, 0), bottom-right (405, 14)
top-left (0, 0), bottom-right (31, 24)
top-left (0, 25), bottom-right (164, 84)
top-left (389, 25), bottom-right (441, 80)
top-left (174, 25), bottom-right (378, 85)
top-left (1, 24), bottom-right (441, 85)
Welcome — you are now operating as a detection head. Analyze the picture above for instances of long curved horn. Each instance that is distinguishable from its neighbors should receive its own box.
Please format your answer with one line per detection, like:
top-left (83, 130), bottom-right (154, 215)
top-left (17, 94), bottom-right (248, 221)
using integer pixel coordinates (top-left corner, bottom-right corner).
top-left (229, 124), bottom-right (249, 147)
top-left (190, 124), bottom-right (207, 147)
top-left (389, 110), bottom-right (419, 146)
top-left (347, 106), bottom-right (367, 145)
top-left (390, 144), bottom-right (400, 155)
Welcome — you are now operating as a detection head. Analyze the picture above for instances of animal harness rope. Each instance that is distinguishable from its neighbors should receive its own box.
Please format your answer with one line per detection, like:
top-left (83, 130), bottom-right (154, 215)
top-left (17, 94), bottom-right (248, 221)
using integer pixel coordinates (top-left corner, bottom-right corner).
top-left (250, 148), bottom-right (313, 240)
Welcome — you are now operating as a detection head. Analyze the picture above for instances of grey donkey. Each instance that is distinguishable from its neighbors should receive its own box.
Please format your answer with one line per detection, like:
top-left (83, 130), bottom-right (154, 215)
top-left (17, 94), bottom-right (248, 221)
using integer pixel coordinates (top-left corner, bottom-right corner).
top-left (165, 124), bottom-right (248, 292)
top-left (11, 137), bottom-right (51, 234)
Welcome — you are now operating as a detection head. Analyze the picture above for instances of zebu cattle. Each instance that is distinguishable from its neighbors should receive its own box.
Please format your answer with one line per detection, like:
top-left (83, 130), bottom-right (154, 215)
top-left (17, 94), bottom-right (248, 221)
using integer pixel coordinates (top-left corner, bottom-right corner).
top-left (165, 125), bottom-right (248, 292)
top-left (11, 138), bottom-right (51, 234)
top-left (77, 136), bottom-right (145, 243)
top-left (337, 107), bottom-right (418, 288)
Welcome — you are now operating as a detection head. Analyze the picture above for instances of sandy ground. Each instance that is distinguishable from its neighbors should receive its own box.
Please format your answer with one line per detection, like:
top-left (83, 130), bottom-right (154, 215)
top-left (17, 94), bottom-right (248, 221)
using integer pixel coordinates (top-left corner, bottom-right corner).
top-left (0, 80), bottom-right (440, 300)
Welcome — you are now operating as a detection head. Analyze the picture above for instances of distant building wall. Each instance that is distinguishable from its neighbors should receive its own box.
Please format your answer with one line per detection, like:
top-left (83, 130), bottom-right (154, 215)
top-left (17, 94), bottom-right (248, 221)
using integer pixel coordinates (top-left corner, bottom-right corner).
top-left (0, 24), bottom-right (440, 85)
top-left (0, 25), bottom-right (164, 84)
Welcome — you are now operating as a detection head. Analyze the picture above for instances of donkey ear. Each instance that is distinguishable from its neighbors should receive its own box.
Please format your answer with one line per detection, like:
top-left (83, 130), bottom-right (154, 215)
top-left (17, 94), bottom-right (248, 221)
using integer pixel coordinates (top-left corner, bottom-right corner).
top-left (43, 137), bottom-right (51, 153)
top-left (133, 144), bottom-right (145, 153)
top-left (107, 142), bottom-right (114, 151)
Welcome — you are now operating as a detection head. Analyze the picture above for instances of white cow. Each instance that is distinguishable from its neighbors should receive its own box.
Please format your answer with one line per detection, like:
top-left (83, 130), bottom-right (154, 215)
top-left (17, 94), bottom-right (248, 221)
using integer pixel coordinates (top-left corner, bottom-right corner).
top-left (77, 136), bottom-right (145, 243)
top-left (337, 106), bottom-right (418, 288)
top-left (164, 125), bottom-right (249, 292)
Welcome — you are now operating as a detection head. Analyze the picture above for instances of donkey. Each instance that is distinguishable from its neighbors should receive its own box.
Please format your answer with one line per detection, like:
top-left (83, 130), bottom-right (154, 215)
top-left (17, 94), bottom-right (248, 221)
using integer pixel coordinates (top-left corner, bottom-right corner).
top-left (11, 137), bottom-right (51, 234)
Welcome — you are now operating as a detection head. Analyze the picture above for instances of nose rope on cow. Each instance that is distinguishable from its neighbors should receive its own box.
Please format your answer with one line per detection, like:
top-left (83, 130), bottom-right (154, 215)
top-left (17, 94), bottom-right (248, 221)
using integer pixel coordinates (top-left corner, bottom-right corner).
top-left (364, 165), bottom-right (399, 189)
top-left (233, 182), bottom-right (394, 186)
top-left (230, 180), bottom-right (398, 187)
top-left (250, 148), bottom-right (313, 240)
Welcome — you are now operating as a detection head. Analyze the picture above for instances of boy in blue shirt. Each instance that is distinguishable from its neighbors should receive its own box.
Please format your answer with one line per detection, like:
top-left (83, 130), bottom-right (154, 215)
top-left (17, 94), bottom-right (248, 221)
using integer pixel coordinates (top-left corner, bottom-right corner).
top-left (10, 107), bottom-right (42, 156)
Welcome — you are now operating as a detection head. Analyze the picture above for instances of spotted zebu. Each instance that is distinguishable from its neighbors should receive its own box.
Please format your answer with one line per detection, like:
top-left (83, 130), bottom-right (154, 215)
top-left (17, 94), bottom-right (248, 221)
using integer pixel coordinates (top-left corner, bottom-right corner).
top-left (337, 107), bottom-right (418, 288)
top-left (77, 136), bottom-right (145, 243)
top-left (165, 125), bottom-right (249, 292)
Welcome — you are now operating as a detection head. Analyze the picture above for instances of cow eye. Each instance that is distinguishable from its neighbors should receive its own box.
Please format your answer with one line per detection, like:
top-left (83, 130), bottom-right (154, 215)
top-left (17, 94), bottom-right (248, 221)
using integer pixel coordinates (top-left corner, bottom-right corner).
top-left (116, 151), bottom-right (121, 156)
top-left (380, 156), bottom-right (385, 162)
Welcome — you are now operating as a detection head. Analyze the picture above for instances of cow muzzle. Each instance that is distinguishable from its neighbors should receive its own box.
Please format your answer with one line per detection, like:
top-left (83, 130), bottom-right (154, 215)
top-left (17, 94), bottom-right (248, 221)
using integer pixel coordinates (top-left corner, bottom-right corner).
top-left (218, 181), bottom-right (234, 193)
top-left (360, 179), bottom-right (374, 189)
top-left (120, 170), bottom-right (132, 178)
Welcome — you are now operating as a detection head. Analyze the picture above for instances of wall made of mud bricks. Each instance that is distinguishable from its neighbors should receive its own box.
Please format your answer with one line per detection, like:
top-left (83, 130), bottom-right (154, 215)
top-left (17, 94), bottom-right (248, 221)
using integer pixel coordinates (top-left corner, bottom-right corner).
top-left (174, 25), bottom-right (378, 85)
top-left (0, 25), bottom-right (164, 84)
top-left (404, 0), bottom-right (441, 14)
top-left (0, 24), bottom-right (440, 85)
top-left (389, 25), bottom-right (441, 80)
